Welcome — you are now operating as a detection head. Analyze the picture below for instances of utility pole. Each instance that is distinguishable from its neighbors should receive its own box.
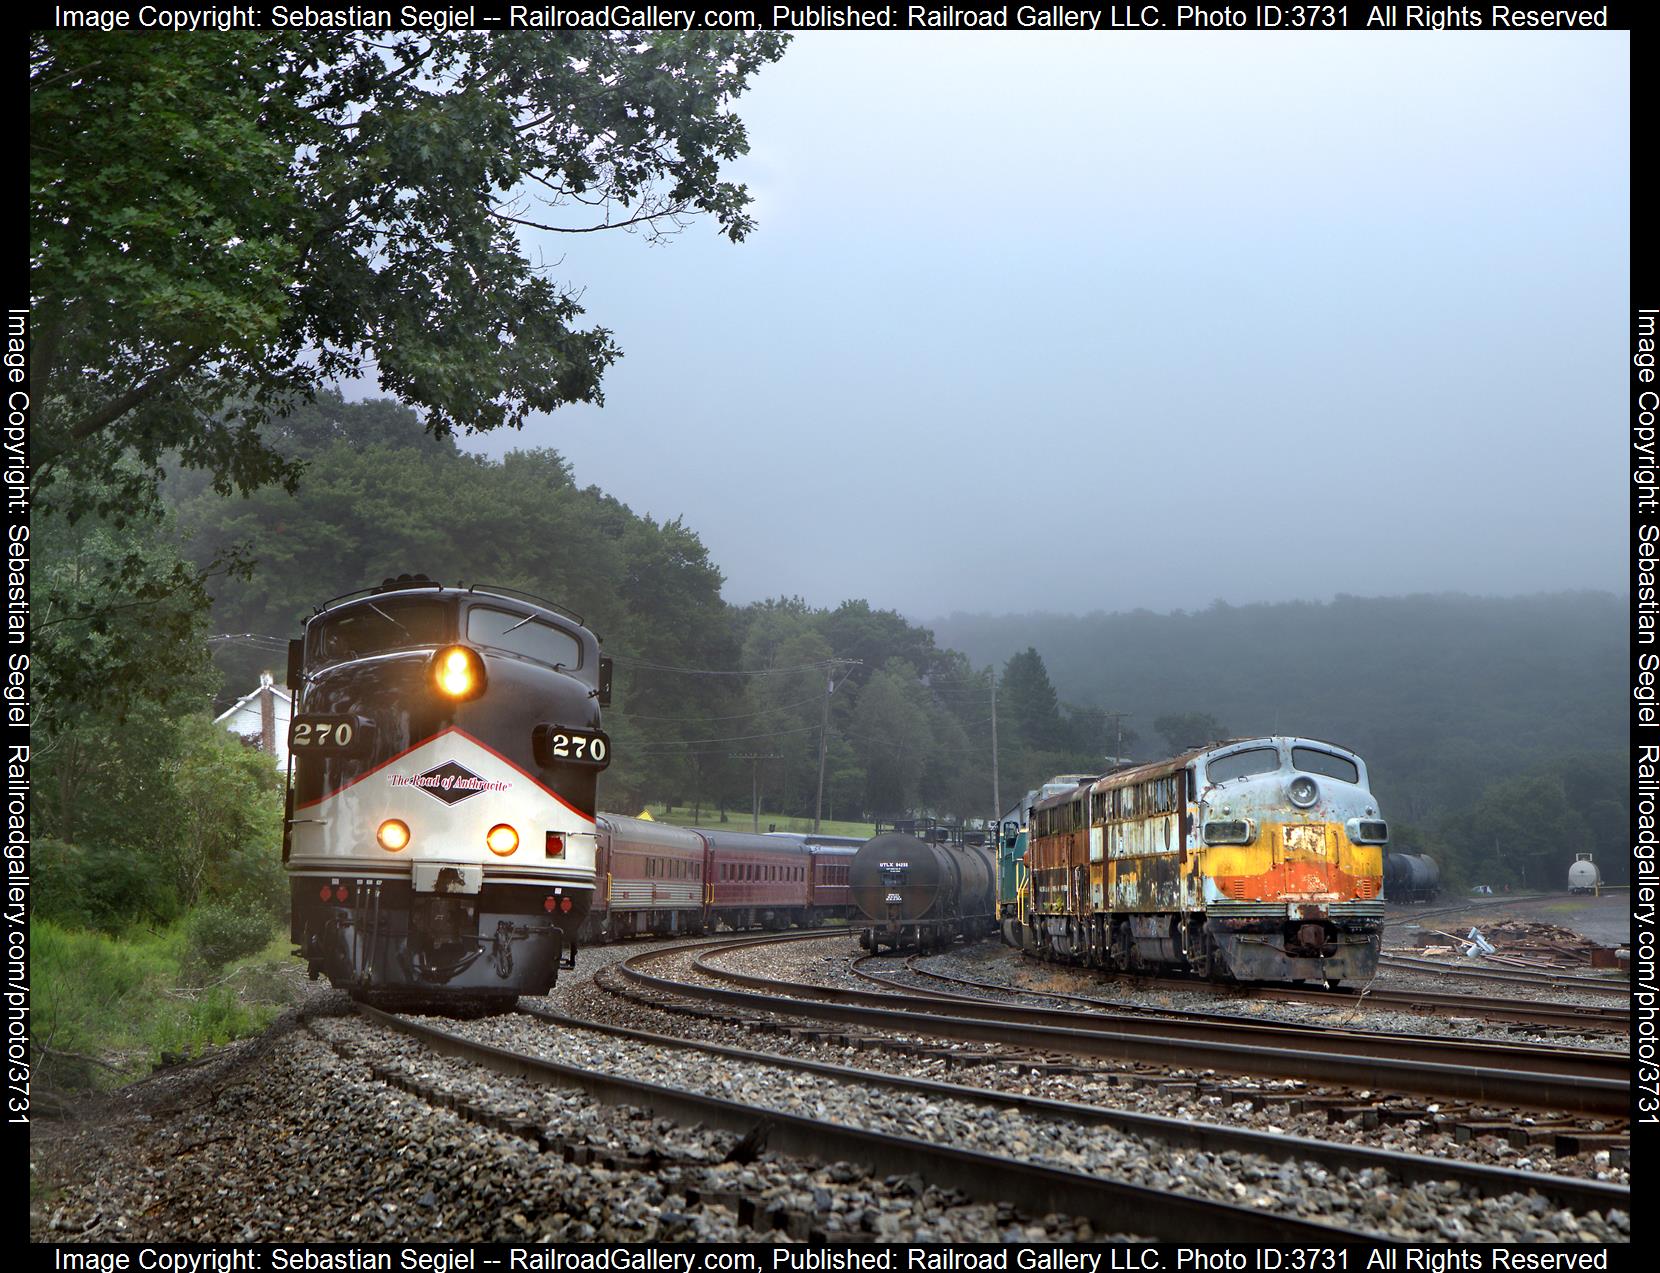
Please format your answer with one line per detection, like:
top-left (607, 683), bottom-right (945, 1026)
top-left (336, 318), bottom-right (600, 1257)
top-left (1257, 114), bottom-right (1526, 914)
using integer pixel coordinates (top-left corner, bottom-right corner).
top-left (730, 753), bottom-right (780, 833)
top-left (1102, 711), bottom-right (1132, 764)
top-left (990, 668), bottom-right (1000, 822)
top-left (814, 660), bottom-right (861, 832)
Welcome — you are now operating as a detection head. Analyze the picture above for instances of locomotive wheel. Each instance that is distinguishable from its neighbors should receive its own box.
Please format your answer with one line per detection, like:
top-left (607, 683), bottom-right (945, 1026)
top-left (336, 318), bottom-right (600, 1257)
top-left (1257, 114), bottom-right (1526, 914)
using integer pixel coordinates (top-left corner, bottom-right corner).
top-left (1111, 922), bottom-right (1134, 972)
top-left (1188, 922), bottom-right (1228, 980)
top-left (1187, 933), bottom-right (1211, 978)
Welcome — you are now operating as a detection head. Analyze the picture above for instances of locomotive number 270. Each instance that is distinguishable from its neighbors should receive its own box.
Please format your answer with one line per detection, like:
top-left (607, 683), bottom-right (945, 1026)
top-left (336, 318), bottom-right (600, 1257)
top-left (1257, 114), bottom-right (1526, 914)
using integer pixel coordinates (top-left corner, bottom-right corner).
top-left (533, 724), bottom-right (611, 769)
top-left (289, 715), bottom-right (369, 753)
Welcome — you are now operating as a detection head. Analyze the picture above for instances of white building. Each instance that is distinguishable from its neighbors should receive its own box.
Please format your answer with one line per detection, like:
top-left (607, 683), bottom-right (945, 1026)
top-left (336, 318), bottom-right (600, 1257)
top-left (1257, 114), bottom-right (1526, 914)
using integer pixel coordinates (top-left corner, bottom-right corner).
top-left (214, 672), bottom-right (292, 769)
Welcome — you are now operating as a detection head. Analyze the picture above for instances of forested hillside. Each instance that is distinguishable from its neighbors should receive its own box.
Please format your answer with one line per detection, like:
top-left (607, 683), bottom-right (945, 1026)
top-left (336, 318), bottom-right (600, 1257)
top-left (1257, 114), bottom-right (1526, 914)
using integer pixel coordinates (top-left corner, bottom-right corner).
top-left (169, 393), bottom-right (1112, 825)
top-left (170, 393), bottom-right (1628, 891)
top-left (48, 385), bottom-right (1630, 933)
top-left (932, 598), bottom-right (1629, 885)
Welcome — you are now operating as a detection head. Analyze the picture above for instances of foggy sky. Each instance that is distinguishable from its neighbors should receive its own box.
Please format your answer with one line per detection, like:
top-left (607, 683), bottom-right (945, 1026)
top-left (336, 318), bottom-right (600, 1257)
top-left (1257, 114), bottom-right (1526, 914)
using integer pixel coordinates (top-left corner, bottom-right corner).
top-left (450, 31), bottom-right (1629, 619)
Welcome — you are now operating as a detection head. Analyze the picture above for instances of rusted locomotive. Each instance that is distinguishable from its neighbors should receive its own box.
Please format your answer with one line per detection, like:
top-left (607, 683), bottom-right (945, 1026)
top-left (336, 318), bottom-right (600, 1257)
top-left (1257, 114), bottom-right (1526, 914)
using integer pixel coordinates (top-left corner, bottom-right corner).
top-left (1005, 737), bottom-right (1387, 986)
top-left (850, 822), bottom-right (997, 953)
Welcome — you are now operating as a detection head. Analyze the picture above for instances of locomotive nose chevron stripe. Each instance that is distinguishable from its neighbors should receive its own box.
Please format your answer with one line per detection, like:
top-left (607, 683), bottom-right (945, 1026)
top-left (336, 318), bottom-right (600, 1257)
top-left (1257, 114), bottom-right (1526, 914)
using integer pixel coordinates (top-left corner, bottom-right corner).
top-left (294, 724), bottom-right (595, 825)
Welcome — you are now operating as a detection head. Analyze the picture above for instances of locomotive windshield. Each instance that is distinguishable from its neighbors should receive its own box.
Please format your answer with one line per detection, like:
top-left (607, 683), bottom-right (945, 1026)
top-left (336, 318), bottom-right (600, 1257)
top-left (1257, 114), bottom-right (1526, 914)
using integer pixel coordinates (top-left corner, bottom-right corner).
top-left (1205, 747), bottom-right (1280, 784)
top-left (1291, 747), bottom-right (1360, 784)
top-left (467, 605), bottom-right (583, 671)
top-left (307, 598), bottom-right (451, 668)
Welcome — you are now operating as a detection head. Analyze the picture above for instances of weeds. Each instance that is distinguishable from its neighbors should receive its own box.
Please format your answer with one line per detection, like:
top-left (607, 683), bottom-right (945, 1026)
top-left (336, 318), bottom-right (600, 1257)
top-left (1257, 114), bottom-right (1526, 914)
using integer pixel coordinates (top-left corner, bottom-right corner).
top-left (33, 918), bottom-right (299, 1093)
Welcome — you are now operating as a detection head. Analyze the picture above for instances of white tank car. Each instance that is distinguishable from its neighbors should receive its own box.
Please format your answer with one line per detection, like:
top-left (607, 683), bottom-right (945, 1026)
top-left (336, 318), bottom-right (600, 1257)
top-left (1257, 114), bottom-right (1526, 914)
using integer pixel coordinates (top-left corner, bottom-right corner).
top-left (1567, 854), bottom-right (1600, 895)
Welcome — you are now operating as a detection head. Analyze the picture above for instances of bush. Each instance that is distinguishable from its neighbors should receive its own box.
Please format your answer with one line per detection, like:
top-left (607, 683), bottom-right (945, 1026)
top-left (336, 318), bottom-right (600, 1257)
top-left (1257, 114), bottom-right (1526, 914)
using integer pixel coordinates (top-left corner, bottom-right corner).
top-left (33, 837), bottom-right (186, 930)
top-left (170, 715), bottom-right (287, 916)
top-left (186, 903), bottom-right (276, 970)
top-left (31, 838), bottom-right (88, 923)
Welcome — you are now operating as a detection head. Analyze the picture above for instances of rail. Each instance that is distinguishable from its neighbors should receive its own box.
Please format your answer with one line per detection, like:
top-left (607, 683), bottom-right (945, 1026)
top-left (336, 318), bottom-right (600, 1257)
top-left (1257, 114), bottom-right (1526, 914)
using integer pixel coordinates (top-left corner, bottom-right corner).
top-left (615, 935), bottom-right (1629, 1114)
top-left (354, 1002), bottom-right (1380, 1243)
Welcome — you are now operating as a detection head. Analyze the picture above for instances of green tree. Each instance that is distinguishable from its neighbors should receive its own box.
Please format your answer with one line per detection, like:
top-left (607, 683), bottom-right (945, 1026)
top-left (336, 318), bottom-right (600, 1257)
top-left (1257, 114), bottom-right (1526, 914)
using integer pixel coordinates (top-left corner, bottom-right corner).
top-left (170, 396), bottom-right (748, 813)
top-left (818, 601), bottom-right (944, 694)
top-left (32, 481), bottom-right (225, 742)
top-left (1439, 773), bottom-right (1591, 892)
top-left (168, 716), bottom-right (287, 915)
top-left (747, 630), bottom-right (835, 818)
top-left (849, 661), bottom-right (933, 816)
top-left (1001, 648), bottom-right (1066, 752)
top-left (31, 29), bottom-right (787, 521)
top-left (606, 514), bottom-right (742, 812)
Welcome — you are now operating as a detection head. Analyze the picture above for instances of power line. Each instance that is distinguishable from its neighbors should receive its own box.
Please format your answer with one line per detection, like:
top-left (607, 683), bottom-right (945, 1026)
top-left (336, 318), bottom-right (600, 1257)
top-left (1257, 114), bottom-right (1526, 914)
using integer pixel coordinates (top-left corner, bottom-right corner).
top-left (609, 654), bottom-right (843, 677)
top-left (630, 723), bottom-right (825, 750)
top-left (606, 693), bottom-right (825, 723)
top-left (208, 633), bottom-right (291, 650)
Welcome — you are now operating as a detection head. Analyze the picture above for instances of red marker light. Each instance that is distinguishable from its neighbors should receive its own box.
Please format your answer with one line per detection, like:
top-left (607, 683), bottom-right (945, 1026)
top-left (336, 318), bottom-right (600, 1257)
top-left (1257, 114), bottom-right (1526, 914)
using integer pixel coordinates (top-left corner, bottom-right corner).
top-left (543, 897), bottom-right (556, 912)
top-left (335, 886), bottom-right (348, 902)
top-left (319, 886), bottom-right (332, 901)
top-left (559, 897), bottom-right (572, 913)
top-left (545, 832), bottom-right (565, 859)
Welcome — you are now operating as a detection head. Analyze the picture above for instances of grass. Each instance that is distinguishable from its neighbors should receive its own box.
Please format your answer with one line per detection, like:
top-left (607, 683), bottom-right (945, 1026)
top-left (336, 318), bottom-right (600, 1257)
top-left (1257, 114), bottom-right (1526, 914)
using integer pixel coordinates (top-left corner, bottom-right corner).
top-left (641, 804), bottom-right (877, 839)
top-left (33, 917), bottom-right (301, 1094)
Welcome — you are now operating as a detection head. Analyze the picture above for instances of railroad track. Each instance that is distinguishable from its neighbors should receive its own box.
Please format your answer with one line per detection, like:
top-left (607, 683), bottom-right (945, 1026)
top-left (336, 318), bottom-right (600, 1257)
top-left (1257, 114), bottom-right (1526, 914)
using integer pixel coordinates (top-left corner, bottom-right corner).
top-left (1380, 954), bottom-right (1631, 996)
top-left (345, 1001), bottom-right (1383, 1242)
top-left (512, 999), bottom-right (1631, 1220)
top-left (696, 940), bottom-right (1626, 1078)
top-left (618, 933), bottom-right (1629, 1114)
top-left (866, 952), bottom-right (1630, 1034)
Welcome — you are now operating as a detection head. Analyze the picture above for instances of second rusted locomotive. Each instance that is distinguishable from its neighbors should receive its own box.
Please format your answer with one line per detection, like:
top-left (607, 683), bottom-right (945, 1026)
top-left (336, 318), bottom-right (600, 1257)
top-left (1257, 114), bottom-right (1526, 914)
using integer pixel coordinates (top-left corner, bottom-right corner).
top-left (1005, 737), bottom-right (1387, 986)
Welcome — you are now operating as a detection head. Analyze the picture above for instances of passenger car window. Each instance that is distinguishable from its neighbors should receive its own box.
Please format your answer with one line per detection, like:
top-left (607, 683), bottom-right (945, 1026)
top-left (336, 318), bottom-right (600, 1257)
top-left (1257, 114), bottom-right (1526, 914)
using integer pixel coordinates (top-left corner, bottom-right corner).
top-left (1205, 747), bottom-right (1280, 784)
top-left (1292, 747), bottom-right (1360, 784)
top-left (466, 606), bottom-right (582, 671)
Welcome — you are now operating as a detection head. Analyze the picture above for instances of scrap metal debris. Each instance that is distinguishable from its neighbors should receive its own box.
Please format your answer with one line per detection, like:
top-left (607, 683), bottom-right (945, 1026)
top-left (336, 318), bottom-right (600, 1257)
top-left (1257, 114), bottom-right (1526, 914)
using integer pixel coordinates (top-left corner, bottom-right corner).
top-left (1413, 920), bottom-right (1619, 970)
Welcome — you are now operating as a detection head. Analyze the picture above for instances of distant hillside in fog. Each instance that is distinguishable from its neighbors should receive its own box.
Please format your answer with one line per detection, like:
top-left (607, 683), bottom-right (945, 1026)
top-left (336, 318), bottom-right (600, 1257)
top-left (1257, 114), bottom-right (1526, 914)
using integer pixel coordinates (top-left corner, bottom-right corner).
top-left (929, 592), bottom-right (1626, 824)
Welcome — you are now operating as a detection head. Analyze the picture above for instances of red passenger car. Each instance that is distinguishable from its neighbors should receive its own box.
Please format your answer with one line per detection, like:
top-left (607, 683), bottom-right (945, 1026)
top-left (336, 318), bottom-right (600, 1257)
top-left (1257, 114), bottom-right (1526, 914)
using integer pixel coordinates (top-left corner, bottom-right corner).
top-left (579, 818), bottom-right (865, 942)
top-left (585, 815), bottom-right (706, 940)
top-left (702, 829), bottom-right (813, 931)
top-left (807, 843), bottom-right (856, 920)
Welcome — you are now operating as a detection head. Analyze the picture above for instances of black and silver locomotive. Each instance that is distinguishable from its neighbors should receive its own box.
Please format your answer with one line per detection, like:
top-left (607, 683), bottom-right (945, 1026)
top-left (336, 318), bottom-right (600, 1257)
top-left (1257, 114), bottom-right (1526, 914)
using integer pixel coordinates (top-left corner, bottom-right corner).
top-left (284, 576), bottom-right (611, 1010)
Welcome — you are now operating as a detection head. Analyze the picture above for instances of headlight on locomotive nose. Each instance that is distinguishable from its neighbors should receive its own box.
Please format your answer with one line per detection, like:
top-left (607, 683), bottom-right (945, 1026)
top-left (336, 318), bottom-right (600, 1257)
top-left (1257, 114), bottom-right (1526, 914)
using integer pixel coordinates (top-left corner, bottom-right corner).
top-left (377, 819), bottom-right (411, 851)
top-left (432, 645), bottom-right (486, 700)
top-left (1287, 776), bottom-right (1319, 808)
top-left (486, 823), bottom-right (519, 856)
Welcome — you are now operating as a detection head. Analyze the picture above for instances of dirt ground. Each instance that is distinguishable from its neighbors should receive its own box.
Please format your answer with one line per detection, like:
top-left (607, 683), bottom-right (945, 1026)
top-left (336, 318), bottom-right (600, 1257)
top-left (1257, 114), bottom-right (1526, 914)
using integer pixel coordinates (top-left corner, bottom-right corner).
top-left (1393, 891), bottom-right (1632, 949)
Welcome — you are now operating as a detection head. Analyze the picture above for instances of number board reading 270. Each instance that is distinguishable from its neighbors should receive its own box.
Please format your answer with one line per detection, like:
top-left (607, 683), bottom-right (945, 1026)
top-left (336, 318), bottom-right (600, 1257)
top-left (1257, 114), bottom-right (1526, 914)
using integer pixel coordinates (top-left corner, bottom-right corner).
top-left (533, 725), bottom-right (610, 768)
top-left (289, 715), bottom-right (371, 753)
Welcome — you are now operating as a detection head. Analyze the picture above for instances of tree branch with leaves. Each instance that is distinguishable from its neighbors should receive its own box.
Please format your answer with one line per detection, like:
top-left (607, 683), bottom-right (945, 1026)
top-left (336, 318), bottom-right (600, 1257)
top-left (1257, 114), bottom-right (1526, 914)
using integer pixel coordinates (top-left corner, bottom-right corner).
top-left (30, 29), bottom-right (788, 522)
